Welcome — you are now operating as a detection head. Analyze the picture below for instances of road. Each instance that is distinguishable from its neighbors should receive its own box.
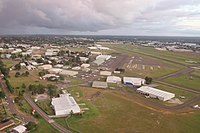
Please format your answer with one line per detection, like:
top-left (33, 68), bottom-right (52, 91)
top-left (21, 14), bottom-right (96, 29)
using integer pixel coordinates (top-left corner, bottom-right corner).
top-left (0, 77), bottom-right (35, 123)
top-left (23, 94), bottom-right (72, 133)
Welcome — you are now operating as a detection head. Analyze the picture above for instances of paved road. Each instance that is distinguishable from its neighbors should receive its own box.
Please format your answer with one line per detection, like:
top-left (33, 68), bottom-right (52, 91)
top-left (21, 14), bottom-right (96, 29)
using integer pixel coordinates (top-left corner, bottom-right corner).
top-left (0, 77), bottom-right (35, 123)
top-left (23, 94), bottom-right (72, 133)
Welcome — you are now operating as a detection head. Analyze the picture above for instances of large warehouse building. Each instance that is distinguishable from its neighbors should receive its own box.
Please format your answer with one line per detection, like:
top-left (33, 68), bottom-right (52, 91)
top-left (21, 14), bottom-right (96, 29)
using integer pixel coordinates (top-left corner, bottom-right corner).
top-left (137, 86), bottom-right (175, 101)
top-left (51, 93), bottom-right (81, 116)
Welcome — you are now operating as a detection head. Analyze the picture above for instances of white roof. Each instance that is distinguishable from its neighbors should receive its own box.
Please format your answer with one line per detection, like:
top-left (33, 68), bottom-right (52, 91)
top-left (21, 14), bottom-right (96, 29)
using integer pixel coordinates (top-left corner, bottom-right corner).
top-left (59, 70), bottom-right (78, 76)
top-left (100, 71), bottom-right (112, 76)
top-left (106, 76), bottom-right (121, 83)
top-left (123, 77), bottom-right (145, 86)
top-left (42, 74), bottom-right (59, 78)
top-left (137, 86), bottom-right (175, 101)
top-left (38, 64), bottom-right (52, 70)
top-left (13, 125), bottom-right (27, 133)
top-left (81, 63), bottom-right (90, 68)
top-left (96, 55), bottom-right (111, 60)
top-left (51, 94), bottom-right (80, 115)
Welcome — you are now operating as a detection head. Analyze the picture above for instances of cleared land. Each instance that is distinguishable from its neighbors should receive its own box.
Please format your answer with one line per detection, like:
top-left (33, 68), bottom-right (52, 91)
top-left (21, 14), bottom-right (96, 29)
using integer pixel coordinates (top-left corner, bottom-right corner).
top-left (56, 86), bottom-right (200, 133)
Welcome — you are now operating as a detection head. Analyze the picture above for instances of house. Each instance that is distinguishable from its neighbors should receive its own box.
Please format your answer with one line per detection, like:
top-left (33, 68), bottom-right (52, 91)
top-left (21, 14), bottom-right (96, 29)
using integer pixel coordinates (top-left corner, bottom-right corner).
top-left (123, 77), bottom-right (145, 86)
top-left (90, 51), bottom-right (102, 55)
top-left (80, 57), bottom-right (89, 62)
top-left (92, 81), bottom-right (108, 89)
top-left (38, 64), bottom-right (52, 70)
top-left (72, 66), bottom-right (81, 70)
top-left (51, 93), bottom-right (81, 116)
top-left (26, 65), bottom-right (37, 70)
top-left (137, 86), bottom-right (175, 101)
top-left (81, 63), bottom-right (90, 68)
top-left (11, 125), bottom-right (27, 133)
top-left (106, 76), bottom-right (121, 83)
top-left (100, 71), bottom-right (112, 76)
top-left (42, 74), bottom-right (60, 80)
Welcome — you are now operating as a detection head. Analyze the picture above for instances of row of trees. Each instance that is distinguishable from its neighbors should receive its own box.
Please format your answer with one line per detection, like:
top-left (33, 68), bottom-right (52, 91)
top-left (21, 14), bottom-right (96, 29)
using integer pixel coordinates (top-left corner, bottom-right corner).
top-left (29, 84), bottom-right (58, 97)
top-left (15, 71), bottom-right (29, 77)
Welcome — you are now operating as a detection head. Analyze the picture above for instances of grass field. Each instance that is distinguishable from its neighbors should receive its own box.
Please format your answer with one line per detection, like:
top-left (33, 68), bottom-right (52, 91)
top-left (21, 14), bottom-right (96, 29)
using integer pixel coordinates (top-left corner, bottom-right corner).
top-left (31, 117), bottom-right (58, 133)
top-left (191, 70), bottom-right (200, 77)
top-left (109, 44), bottom-right (200, 66)
top-left (36, 100), bottom-right (54, 115)
top-left (164, 74), bottom-right (200, 90)
top-left (54, 86), bottom-right (200, 133)
top-left (2, 59), bottom-right (19, 68)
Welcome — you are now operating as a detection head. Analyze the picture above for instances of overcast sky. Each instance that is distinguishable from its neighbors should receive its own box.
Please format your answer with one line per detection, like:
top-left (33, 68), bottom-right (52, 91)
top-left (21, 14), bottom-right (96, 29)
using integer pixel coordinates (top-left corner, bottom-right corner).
top-left (0, 0), bottom-right (200, 36)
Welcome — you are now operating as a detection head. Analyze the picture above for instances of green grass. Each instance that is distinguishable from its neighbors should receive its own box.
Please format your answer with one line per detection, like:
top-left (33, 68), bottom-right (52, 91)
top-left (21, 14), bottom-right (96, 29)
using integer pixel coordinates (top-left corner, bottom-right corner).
top-left (2, 59), bottom-right (19, 68)
top-left (191, 70), bottom-right (200, 77)
top-left (164, 74), bottom-right (200, 90)
top-left (36, 100), bottom-right (54, 115)
top-left (30, 117), bottom-right (58, 133)
top-left (110, 44), bottom-right (200, 66)
top-left (66, 90), bottom-right (200, 133)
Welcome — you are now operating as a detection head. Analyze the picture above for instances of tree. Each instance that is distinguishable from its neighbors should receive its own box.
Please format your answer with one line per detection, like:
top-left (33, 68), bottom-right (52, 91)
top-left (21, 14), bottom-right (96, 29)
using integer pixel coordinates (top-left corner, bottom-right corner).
top-left (25, 71), bottom-right (29, 76)
top-left (0, 92), bottom-right (6, 99)
top-left (22, 83), bottom-right (26, 89)
top-left (145, 77), bottom-right (153, 84)
top-left (47, 84), bottom-right (57, 97)
top-left (15, 72), bottom-right (20, 77)
top-left (25, 121), bottom-right (37, 131)
top-left (14, 64), bottom-right (21, 70)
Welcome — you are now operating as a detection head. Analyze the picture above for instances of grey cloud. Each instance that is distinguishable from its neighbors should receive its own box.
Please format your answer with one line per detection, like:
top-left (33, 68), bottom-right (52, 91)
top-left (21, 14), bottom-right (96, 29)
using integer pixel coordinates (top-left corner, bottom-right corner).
top-left (0, 0), bottom-right (200, 36)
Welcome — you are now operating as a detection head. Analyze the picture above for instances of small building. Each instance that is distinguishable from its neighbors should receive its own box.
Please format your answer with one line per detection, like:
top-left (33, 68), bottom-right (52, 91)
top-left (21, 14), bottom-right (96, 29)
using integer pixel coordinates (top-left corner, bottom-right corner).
top-left (38, 64), bottom-right (52, 70)
top-left (59, 70), bottom-right (78, 76)
top-left (42, 74), bottom-right (60, 80)
top-left (106, 76), bottom-right (121, 83)
top-left (48, 68), bottom-right (62, 74)
top-left (137, 86), bottom-right (175, 101)
top-left (72, 66), bottom-right (81, 70)
top-left (81, 63), bottom-right (90, 68)
top-left (92, 81), bottom-right (108, 89)
top-left (123, 77), bottom-right (145, 86)
top-left (90, 51), bottom-right (102, 55)
top-left (100, 71), bottom-right (112, 76)
top-left (80, 57), bottom-right (89, 62)
top-left (11, 125), bottom-right (27, 133)
top-left (51, 93), bottom-right (81, 116)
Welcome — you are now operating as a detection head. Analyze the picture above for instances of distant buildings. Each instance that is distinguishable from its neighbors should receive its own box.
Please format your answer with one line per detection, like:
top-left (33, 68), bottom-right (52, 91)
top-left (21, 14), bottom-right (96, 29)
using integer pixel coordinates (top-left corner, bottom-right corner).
top-left (51, 93), bottom-right (81, 116)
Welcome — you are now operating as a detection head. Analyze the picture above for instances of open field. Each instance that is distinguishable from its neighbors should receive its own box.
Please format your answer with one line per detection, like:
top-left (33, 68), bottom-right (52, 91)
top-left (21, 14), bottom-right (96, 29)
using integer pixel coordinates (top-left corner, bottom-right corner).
top-left (191, 70), bottom-right (200, 77)
top-left (64, 89), bottom-right (200, 133)
top-left (164, 74), bottom-right (200, 91)
top-left (2, 59), bottom-right (19, 68)
top-left (36, 100), bottom-right (54, 115)
top-left (53, 86), bottom-right (200, 133)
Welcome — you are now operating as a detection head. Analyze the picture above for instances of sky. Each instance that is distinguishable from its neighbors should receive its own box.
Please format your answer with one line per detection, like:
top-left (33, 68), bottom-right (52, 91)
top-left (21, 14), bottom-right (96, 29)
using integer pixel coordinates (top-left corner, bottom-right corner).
top-left (0, 0), bottom-right (200, 36)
